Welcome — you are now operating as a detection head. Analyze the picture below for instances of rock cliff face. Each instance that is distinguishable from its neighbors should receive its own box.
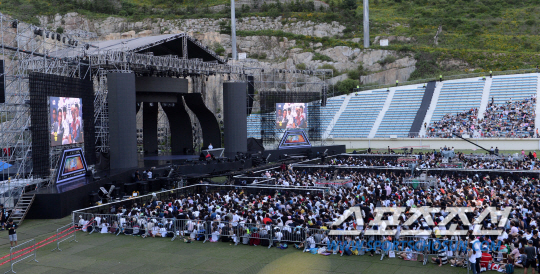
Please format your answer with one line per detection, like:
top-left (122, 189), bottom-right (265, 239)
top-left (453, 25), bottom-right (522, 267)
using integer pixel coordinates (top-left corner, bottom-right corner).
top-left (38, 13), bottom-right (417, 86)
top-left (36, 13), bottom-right (418, 113)
top-left (38, 14), bottom-right (346, 39)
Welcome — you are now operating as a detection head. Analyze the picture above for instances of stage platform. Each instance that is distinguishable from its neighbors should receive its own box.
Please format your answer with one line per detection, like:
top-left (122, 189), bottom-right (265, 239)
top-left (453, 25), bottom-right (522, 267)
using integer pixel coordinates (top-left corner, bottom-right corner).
top-left (143, 155), bottom-right (199, 161)
top-left (26, 145), bottom-right (344, 219)
top-left (262, 145), bottom-right (346, 162)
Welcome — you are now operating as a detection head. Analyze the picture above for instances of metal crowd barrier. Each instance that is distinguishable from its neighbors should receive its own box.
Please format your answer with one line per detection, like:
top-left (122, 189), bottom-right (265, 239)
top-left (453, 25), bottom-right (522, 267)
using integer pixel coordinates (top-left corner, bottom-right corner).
top-left (5, 239), bottom-right (38, 273)
top-left (72, 212), bottom-right (95, 233)
top-left (206, 220), bottom-right (241, 245)
top-left (141, 217), bottom-right (177, 241)
top-left (51, 223), bottom-right (78, 252)
top-left (71, 214), bottom-right (485, 272)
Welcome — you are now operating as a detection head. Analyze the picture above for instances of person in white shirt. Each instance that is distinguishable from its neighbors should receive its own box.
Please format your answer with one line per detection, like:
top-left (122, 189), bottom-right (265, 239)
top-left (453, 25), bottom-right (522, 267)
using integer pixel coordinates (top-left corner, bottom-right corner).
top-left (470, 235), bottom-right (482, 274)
top-left (159, 226), bottom-right (167, 238)
top-left (302, 234), bottom-right (316, 252)
top-left (147, 170), bottom-right (153, 179)
top-left (399, 246), bottom-right (413, 260)
top-left (286, 108), bottom-right (295, 128)
top-left (273, 228), bottom-right (283, 244)
top-left (100, 220), bottom-right (109, 234)
top-left (208, 143), bottom-right (213, 150)
top-left (61, 107), bottom-right (70, 144)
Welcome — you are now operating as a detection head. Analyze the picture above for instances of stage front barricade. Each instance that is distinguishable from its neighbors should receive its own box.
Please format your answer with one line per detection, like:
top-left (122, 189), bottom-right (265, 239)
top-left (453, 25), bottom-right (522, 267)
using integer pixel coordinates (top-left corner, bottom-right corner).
top-left (140, 217), bottom-right (177, 240)
top-left (423, 237), bottom-right (470, 267)
top-left (72, 212), bottom-right (95, 233)
top-left (205, 220), bottom-right (241, 245)
top-left (70, 216), bottom-right (478, 270)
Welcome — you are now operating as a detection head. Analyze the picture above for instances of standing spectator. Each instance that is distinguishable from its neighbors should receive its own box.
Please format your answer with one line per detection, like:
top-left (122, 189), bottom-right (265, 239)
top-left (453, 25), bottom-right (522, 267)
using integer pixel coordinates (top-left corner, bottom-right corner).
top-left (0, 204), bottom-right (6, 230)
top-left (524, 240), bottom-right (537, 274)
top-left (6, 219), bottom-right (17, 247)
top-left (468, 243), bottom-right (477, 274)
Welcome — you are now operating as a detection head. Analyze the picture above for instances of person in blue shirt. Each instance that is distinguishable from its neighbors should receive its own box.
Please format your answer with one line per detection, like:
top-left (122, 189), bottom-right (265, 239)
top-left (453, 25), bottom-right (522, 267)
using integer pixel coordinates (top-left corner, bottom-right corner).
top-left (351, 237), bottom-right (363, 255)
top-left (328, 236), bottom-right (339, 254)
top-left (341, 237), bottom-right (352, 256)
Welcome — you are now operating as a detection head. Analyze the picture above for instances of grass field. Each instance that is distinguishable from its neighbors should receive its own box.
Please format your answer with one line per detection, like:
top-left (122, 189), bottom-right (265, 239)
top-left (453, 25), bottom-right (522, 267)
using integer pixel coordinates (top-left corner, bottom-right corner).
top-left (0, 217), bottom-right (519, 274)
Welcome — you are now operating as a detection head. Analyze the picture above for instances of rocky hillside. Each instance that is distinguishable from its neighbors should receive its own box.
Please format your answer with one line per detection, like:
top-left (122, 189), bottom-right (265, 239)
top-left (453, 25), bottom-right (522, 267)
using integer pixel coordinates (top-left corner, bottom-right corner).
top-left (34, 13), bottom-right (420, 92)
top-left (3, 0), bottom-right (540, 94)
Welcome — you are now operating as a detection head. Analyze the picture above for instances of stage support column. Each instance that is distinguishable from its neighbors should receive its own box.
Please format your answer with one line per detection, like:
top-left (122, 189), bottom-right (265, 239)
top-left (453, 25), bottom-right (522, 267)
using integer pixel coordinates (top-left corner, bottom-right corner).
top-left (223, 82), bottom-right (247, 158)
top-left (143, 102), bottom-right (158, 155)
top-left (161, 100), bottom-right (193, 155)
top-left (108, 73), bottom-right (137, 170)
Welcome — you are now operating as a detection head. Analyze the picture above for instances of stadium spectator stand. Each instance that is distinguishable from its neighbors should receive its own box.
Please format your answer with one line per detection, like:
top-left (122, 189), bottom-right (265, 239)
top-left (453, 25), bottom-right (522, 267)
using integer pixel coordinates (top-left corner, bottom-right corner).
top-left (331, 91), bottom-right (387, 138)
top-left (246, 73), bottom-right (540, 139)
top-left (375, 87), bottom-right (425, 138)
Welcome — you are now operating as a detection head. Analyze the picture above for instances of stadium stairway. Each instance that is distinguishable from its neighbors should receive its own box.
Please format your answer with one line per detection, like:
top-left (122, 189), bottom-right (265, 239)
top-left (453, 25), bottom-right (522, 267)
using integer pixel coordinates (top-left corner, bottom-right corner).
top-left (409, 81), bottom-right (436, 136)
top-left (536, 74), bottom-right (540, 132)
top-left (10, 193), bottom-right (35, 226)
top-left (477, 77), bottom-right (493, 120)
top-left (368, 88), bottom-right (395, 138)
top-left (323, 94), bottom-right (351, 139)
top-left (419, 81), bottom-right (443, 137)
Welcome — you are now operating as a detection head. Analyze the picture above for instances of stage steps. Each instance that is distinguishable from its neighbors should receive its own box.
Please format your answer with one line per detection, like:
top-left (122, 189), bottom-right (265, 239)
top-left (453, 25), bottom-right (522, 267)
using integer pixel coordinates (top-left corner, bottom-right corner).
top-left (10, 194), bottom-right (35, 226)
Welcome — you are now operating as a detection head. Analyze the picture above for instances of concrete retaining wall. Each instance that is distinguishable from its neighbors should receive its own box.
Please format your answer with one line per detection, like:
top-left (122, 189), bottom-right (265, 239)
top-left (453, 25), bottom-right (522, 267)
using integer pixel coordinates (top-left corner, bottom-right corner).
top-left (329, 138), bottom-right (540, 151)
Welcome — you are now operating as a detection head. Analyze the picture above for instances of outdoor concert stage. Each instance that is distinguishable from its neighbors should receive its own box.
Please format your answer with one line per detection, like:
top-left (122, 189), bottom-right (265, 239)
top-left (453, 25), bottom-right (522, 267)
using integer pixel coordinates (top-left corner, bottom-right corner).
top-left (26, 156), bottom-right (253, 219)
top-left (25, 144), bottom-right (343, 219)
top-left (263, 145), bottom-right (346, 162)
top-left (143, 155), bottom-right (200, 161)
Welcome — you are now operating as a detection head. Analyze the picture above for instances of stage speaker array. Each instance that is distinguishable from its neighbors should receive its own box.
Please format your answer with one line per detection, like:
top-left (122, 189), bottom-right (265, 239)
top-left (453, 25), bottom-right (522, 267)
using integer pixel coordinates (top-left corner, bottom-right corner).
top-left (223, 82), bottom-right (248, 158)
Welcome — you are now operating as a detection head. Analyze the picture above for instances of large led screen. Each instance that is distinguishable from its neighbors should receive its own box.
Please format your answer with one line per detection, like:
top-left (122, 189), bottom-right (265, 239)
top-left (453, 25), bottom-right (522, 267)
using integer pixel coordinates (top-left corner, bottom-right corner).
top-left (56, 148), bottom-right (88, 184)
top-left (275, 103), bottom-right (308, 129)
top-left (49, 97), bottom-right (84, 146)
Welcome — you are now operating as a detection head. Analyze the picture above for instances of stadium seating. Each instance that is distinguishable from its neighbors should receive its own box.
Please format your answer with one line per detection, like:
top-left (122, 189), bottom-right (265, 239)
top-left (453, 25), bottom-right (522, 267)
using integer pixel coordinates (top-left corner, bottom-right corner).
top-left (429, 80), bottom-right (485, 127)
top-left (489, 75), bottom-right (538, 104)
top-left (331, 91), bottom-right (388, 138)
top-left (247, 113), bottom-right (262, 139)
top-left (246, 74), bottom-right (540, 139)
top-left (375, 87), bottom-right (425, 137)
top-left (320, 96), bottom-right (346, 132)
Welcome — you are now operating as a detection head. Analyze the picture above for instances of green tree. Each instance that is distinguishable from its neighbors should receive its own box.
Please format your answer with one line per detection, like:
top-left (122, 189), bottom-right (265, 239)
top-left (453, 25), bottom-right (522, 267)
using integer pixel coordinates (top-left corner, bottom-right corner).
top-left (336, 79), bottom-right (359, 95)
top-left (341, 0), bottom-right (357, 10)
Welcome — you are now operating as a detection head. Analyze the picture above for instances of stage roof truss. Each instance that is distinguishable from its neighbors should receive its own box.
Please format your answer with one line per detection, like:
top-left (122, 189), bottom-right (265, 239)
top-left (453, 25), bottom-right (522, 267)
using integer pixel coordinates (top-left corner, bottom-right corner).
top-left (0, 12), bottom-right (335, 185)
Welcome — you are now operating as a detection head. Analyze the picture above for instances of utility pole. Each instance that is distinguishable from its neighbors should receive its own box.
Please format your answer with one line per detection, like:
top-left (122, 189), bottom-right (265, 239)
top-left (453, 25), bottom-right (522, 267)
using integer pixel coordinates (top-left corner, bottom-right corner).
top-left (363, 0), bottom-right (369, 48)
top-left (231, 0), bottom-right (237, 60)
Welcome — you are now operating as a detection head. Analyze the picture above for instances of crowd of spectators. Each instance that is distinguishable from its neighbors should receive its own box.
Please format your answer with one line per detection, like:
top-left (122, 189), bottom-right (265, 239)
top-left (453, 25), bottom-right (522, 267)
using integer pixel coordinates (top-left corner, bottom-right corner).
top-left (479, 96), bottom-right (536, 138)
top-left (427, 108), bottom-right (478, 138)
top-left (304, 150), bottom-right (540, 171)
top-left (426, 96), bottom-right (536, 139)
top-left (77, 152), bottom-right (540, 273)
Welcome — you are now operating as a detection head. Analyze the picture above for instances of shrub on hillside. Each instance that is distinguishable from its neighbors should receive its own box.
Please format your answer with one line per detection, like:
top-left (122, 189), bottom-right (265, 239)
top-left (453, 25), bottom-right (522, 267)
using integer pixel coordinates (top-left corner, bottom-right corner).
top-left (313, 52), bottom-right (333, 62)
top-left (335, 79), bottom-right (359, 95)
top-left (318, 64), bottom-right (339, 76)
